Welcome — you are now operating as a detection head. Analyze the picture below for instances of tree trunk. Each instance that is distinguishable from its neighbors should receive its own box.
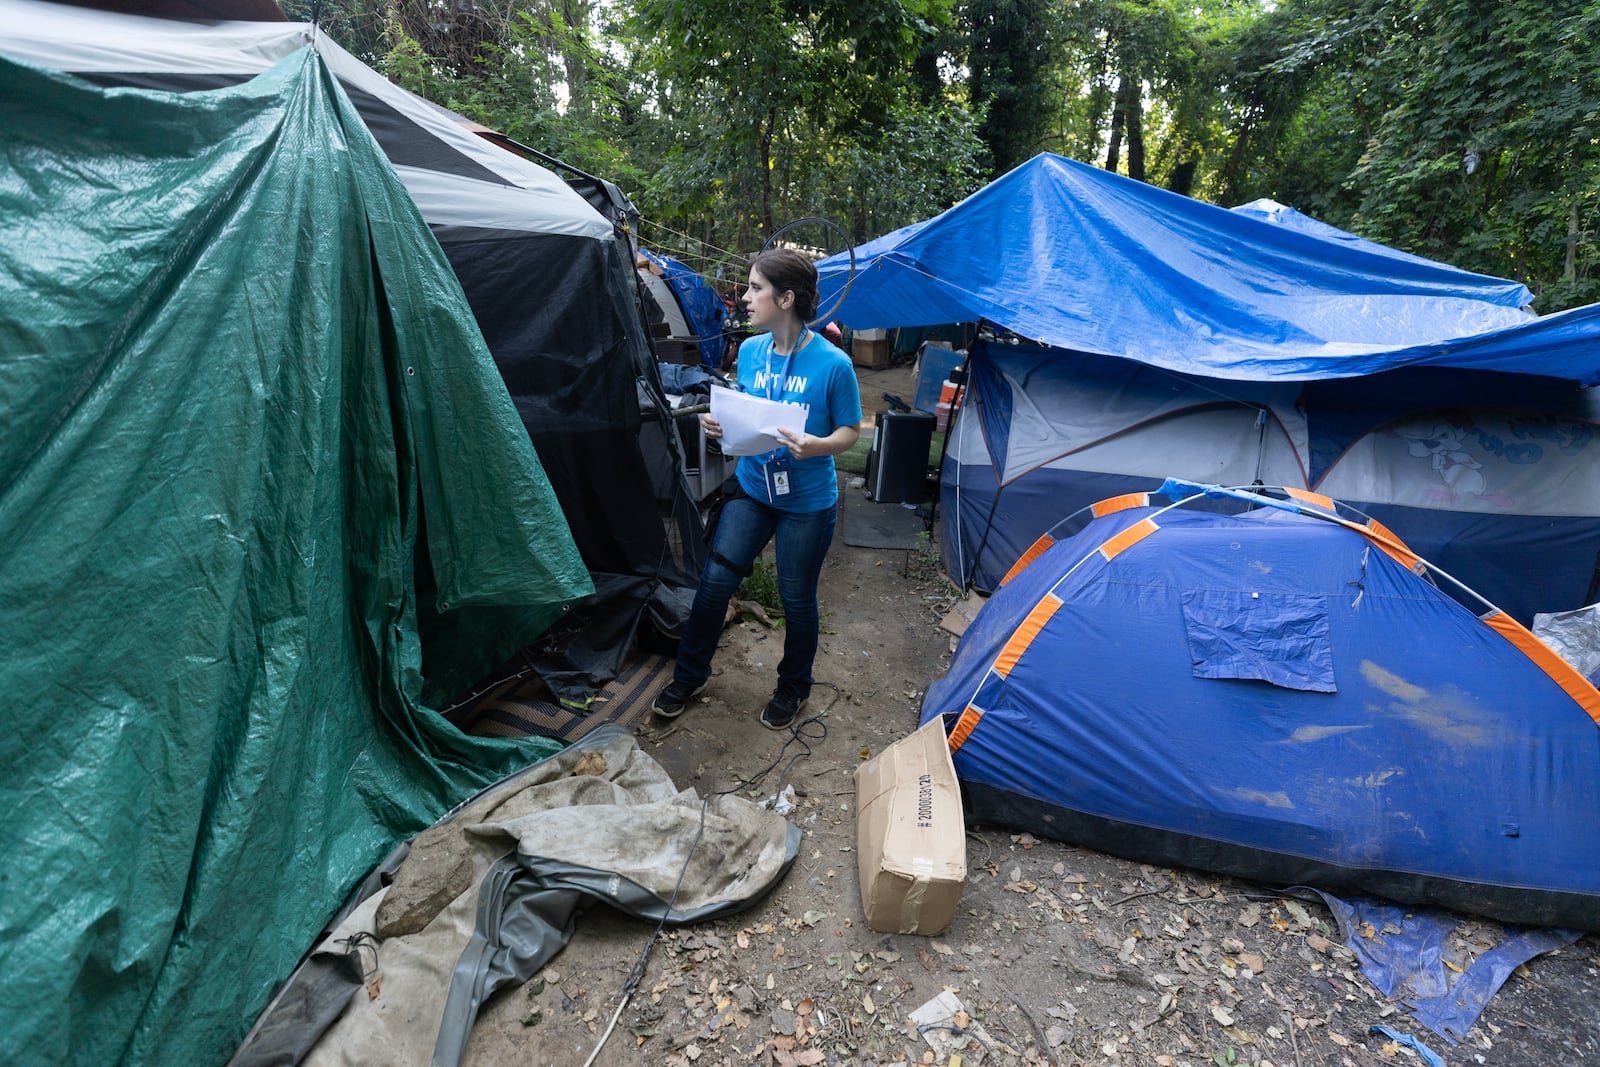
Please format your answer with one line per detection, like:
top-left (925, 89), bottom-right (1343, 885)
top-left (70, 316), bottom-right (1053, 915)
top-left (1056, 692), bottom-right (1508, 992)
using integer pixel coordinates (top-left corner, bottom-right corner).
top-left (1104, 74), bottom-right (1129, 172)
top-left (1125, 76), bottom-right (1145, 183)
top-left (559, 0), bottom-right (590, 119)
top-left (1567, 202), bottom-right (1580, 280)
top-left (1166, 151), bottom-right (1200, 196)
top-left (759, 108), bottom-right (776, 236)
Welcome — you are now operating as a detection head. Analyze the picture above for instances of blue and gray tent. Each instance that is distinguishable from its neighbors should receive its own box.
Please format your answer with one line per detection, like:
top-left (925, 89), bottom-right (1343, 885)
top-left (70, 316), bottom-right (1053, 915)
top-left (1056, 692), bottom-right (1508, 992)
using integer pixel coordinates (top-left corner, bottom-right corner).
top-left (817, 154), bottom-right (1600, 624)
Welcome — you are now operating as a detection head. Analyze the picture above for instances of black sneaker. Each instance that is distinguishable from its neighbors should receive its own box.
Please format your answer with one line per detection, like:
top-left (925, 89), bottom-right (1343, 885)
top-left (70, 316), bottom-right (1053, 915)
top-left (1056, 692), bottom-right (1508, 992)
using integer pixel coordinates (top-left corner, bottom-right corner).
top-left (760, 684), bottom-right (810, 730)
top-left (652, 679), bottom-right (705, 719)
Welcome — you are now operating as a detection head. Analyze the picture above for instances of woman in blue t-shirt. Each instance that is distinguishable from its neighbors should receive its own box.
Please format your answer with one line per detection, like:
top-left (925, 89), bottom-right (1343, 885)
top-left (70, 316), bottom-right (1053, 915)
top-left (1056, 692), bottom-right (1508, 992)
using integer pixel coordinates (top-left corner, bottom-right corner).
top-left (653, 249), bottom-right (863, 729)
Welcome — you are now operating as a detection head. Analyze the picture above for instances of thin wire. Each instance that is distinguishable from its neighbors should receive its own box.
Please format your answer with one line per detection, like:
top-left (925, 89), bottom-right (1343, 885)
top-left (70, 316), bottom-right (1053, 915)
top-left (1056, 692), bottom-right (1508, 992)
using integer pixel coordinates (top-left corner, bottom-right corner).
top-left (637, 219), bottom-right (749, 273)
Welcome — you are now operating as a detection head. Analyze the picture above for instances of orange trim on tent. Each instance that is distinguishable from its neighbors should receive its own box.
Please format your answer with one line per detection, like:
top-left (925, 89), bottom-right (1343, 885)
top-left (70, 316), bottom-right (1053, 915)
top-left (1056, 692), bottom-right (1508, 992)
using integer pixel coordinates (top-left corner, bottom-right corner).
top-left (1483, 612), bottom-right (1600, 725)
top-left (1001, 534), bottom-right (1056, 586)
top-left (994, 594), bottom-right (1064, 678)
top-left (1091, 492), bottom-right (1152, 517)
top-left (1284, 487), bottom-right (1335, 511)
top-left (1357, 519), bottom-right (1425, 575)
top-left (1098, 517), bottom-right (1159, 561)
top-left (948, 706), bottom-right (984, 752)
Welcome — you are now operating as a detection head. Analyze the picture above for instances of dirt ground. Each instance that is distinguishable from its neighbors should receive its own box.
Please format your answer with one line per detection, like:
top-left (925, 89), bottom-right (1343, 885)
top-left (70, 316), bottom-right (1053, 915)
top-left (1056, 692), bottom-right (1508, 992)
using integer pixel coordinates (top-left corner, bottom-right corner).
top-left (461, 365), bottom-right (1600, 1067)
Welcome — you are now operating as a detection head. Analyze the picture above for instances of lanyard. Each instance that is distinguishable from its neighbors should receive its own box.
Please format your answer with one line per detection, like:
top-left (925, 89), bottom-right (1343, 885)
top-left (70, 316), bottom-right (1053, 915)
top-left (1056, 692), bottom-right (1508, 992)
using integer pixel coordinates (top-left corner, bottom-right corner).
top-left (764, 329), bottom-right (808, 401)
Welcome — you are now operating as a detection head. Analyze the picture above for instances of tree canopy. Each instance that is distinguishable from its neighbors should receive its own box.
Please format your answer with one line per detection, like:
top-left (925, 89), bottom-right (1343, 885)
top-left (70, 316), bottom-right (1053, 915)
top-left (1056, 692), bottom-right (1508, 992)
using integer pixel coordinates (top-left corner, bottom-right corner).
top-left (285, 0), bottom-right (1599, 310)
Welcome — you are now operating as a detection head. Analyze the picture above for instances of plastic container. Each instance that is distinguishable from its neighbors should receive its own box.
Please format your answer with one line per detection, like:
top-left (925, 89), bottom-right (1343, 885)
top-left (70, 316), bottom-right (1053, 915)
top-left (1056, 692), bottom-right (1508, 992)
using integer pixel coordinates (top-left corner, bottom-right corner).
top-left (935, 379), bottom-right (962, 431)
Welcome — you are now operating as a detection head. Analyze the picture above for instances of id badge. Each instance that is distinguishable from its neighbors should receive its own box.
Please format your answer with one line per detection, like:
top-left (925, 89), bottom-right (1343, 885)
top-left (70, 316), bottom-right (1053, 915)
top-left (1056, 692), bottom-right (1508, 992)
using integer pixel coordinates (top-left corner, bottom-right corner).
top-left (767, 455), bottom-right (792, 498)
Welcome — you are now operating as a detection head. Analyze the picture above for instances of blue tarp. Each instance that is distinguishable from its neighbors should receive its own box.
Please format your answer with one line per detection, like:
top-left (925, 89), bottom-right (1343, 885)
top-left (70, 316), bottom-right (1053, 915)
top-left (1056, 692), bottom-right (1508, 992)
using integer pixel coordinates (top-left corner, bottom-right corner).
top-left (817, 154), bottom-right (1600, 385)
top-left (641, 247), bottom-right (727, 368)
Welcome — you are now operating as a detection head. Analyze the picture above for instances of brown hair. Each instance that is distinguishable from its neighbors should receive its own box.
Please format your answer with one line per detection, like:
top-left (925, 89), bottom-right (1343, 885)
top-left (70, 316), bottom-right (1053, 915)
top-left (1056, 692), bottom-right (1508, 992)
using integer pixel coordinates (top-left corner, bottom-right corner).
top-left (749, 248), bottom-right (819, 322)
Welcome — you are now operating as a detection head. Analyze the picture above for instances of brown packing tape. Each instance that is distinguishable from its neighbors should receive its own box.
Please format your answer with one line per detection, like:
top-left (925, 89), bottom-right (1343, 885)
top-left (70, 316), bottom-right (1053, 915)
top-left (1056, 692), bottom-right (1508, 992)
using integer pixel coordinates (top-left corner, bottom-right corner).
top-left (899, 873), bottom-right (930, 934)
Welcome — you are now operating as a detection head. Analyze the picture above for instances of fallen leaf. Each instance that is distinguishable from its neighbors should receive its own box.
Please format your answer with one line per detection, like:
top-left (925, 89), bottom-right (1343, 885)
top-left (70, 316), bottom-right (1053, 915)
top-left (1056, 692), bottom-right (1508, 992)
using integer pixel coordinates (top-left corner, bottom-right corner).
top-left (683, 1043), bottom-right (701, 1061)
top-left (930, 941), bottom-right (954, 955)
top-left (1006, 880), bottom-right (1039, 894)
top-left (1443, 958), bottom-right (1465, 973)
top-left (1285, 900), bottom-right (1314, 928)
top-left (736, 932), bottom-right (750, 950)
top-left (366, 976), bottom-right (382, 1000)
top-left (1237, 904), bottom-right (1261, 928)
top-left (917, 948), bottom-right (937, 970)
top-left (862, 992), bottom-right (876, 1015)
top-left (571, 751), bottom-right (607, 776)
top-left (1329, 1032), bottom-right (1351, 1047)
top-left (1306, 934), bottom-right (1332, 954)
top-left (1210, 1005), bottom-right (1234, 1026)
top-left (1238, 952), bottom-right (1266, 974)
top-left (1360, 922), bottom-right (1378, 940)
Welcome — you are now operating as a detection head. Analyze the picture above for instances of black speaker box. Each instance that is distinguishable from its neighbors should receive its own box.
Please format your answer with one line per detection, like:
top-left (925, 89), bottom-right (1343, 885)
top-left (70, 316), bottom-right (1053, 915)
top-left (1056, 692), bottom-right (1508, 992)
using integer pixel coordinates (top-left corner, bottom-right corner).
top-left (866, 410), bottom-right (935, 503)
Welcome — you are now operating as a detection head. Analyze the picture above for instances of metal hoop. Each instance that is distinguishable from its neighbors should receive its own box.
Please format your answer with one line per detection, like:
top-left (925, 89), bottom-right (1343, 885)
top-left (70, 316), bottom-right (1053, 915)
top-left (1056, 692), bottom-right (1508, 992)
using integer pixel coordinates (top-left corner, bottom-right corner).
top-left (759, 217), bottom-right (857, 328)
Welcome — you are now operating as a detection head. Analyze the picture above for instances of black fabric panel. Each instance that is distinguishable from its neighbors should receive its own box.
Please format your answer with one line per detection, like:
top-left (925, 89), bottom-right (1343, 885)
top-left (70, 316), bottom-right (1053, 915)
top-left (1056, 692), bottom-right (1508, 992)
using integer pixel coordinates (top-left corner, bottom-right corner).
top-left (961, 780), bottom-right (1600, 932)
top-left (440, 231), bottom-right (665, 575)
top-left (340, 83), bottom-right (506, 185)
top-left (440, 232), bottom-right (704, 702)
top-left (79, 74), bottom-right (507, 186)
top-left (80, 71), bottom-right (249, 92)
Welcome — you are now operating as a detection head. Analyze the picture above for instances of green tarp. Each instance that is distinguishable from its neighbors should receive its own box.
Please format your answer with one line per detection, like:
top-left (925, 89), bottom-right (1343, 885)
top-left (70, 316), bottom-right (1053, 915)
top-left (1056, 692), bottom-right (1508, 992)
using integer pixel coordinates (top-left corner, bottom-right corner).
top-left (0, 49), bottom-right (591, 1066)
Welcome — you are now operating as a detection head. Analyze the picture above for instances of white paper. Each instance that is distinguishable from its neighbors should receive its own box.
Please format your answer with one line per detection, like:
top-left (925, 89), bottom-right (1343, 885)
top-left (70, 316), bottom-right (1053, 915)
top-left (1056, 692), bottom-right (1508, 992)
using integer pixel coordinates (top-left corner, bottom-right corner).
top-left (711, 388), bottom-right (810, 457)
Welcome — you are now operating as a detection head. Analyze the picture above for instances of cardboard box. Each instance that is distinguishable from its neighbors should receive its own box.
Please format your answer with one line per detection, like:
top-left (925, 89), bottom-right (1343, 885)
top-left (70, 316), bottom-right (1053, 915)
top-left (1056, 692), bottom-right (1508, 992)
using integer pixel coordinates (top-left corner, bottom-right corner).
top-left (854, 717), bottom-right (966, 934)
top-left (852, 336), bottom-right (892, 369)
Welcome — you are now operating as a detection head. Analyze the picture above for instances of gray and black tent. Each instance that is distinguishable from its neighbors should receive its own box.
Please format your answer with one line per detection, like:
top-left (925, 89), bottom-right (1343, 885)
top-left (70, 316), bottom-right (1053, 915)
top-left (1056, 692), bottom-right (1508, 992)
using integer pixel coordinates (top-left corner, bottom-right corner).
top-left (5, 0), bottom-right (704, 705)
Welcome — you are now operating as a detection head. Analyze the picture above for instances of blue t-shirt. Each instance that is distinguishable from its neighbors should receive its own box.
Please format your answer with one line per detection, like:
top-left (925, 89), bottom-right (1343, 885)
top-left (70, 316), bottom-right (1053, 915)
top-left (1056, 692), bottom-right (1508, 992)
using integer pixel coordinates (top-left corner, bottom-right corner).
top-left (734, 330), bottom-right (863, 512)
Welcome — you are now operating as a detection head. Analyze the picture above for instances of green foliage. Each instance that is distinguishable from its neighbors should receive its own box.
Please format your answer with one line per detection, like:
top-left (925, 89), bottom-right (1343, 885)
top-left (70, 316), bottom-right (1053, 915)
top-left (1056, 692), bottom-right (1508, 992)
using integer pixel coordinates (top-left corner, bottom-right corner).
top-left (1347, 0), bottom-right (1600, 309)
top-left (738, 555), bottom-right (784, 618)
top-left (284, 0), bottom-right (1597, 313)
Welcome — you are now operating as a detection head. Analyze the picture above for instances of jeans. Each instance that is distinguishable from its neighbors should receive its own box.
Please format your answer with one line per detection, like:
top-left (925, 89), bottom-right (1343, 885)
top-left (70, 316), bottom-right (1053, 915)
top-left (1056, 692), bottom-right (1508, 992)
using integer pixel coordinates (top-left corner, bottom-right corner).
top-left (674, 494), bottom-right (837, 692)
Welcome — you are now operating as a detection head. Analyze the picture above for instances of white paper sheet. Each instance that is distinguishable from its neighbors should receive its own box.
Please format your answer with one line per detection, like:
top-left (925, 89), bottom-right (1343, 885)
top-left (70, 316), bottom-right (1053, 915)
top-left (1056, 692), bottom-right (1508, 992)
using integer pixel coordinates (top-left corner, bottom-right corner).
top-left (710, 388), bottom-right (810, 457)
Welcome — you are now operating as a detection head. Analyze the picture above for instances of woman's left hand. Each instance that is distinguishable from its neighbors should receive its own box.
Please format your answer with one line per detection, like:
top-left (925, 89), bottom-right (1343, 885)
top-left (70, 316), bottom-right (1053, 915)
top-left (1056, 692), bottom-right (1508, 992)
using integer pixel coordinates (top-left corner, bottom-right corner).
top-left (775, 427), bottom-right (816, 460)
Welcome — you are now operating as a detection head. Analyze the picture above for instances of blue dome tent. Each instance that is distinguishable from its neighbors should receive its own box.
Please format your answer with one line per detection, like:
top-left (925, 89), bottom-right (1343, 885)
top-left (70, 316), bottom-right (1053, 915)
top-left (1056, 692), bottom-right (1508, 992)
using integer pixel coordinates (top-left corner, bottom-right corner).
top-left (921, 481), bottom-right (1600, 930)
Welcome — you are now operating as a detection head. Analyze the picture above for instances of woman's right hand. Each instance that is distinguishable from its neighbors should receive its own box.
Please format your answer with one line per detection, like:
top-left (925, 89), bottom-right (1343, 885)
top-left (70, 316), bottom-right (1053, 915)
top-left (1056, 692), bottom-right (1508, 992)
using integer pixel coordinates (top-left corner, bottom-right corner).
top-left (701, 413), bottom-right (723, 440)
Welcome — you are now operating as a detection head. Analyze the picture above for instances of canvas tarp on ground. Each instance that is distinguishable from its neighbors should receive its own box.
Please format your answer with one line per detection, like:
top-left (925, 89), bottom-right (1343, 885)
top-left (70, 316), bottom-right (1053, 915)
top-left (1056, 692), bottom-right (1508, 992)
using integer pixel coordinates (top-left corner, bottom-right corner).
top-left (922, 483), bottom-right (1600, 931)
top-left (5, 0), bottom-right (705, 706)
top-left (0, 49), bottom-right (590, 1067)
top-left (232, 726), bottom-right (799, 1067)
